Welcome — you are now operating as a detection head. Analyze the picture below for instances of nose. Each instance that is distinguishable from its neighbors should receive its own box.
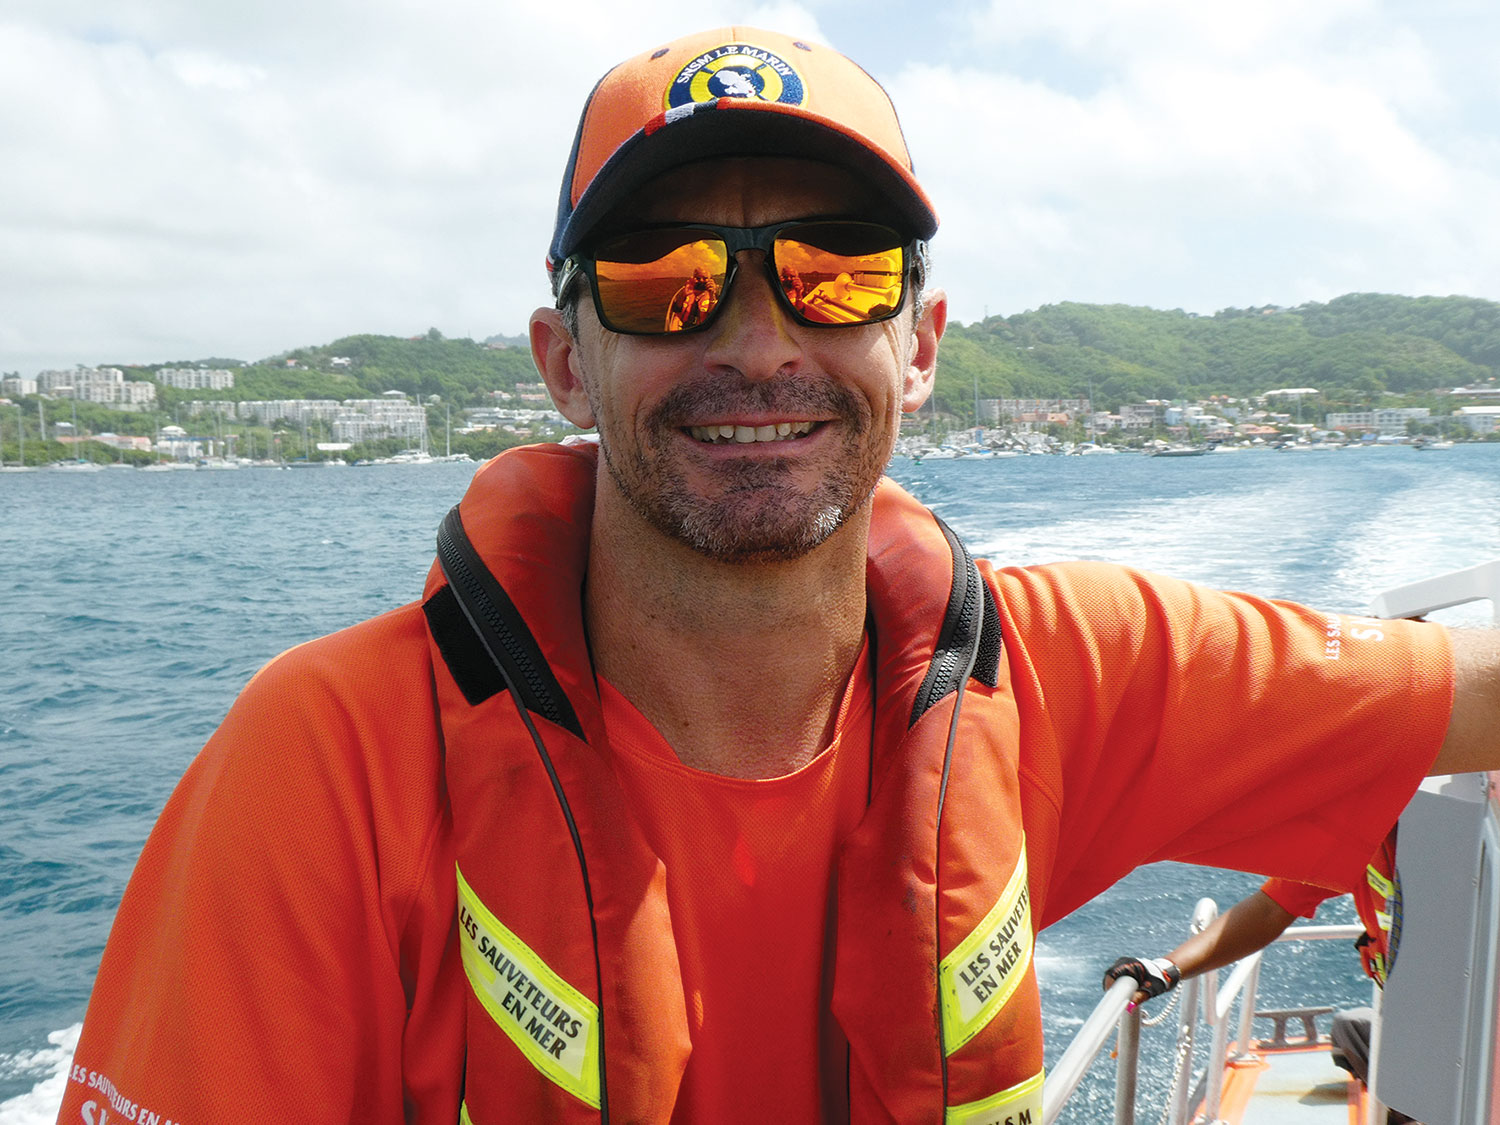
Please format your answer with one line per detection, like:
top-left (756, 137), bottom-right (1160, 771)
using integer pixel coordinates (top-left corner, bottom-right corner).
top-left (700, 250), bottom-right (804, 380)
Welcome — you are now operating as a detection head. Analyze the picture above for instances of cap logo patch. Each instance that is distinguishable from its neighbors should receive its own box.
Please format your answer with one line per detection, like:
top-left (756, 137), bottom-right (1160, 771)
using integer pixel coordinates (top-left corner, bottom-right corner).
top-left (665, 43), bottom-right (807, 110)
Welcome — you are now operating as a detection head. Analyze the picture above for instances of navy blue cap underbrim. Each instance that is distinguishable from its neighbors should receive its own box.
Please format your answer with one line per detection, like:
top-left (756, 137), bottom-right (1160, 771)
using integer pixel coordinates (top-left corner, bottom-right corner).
top-left (548, 102), bottom-right (938, 269)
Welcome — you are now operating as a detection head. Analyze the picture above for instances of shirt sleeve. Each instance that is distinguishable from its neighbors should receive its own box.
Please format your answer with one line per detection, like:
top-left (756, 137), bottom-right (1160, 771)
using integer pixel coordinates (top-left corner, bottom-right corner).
top-left (56, 606), bottom-right (463, 1125)
top-left (989, 561), bottom-right (1454, 928)
top-left (1260, 878), bottom-right (1338, 919)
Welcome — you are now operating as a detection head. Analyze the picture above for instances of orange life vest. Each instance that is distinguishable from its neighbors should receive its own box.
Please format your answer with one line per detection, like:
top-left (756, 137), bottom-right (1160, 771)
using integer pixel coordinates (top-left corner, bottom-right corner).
top-left (420, 441), bottom-right (1045, 1124)
top-left (1352, 828), bottom-right (1399, 986)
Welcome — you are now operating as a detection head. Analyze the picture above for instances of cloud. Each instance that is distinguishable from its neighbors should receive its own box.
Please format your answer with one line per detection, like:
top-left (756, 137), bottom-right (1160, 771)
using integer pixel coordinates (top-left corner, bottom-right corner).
top-left (886, 0), bottom-right (1495, 320)
top-left (0, 2), bottom-right (850, 372)
top-left (1, 1), bottom-right (1498, 373)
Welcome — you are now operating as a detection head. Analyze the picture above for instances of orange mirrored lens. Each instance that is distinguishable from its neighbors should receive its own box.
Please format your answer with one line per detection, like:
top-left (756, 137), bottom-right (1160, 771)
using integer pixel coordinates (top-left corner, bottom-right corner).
top-left (774, 224), bottom-right (905, 325)
top-left (594, 231), bottom-right (728, 333)
top-left (589, 222), bottom-right (907, 334)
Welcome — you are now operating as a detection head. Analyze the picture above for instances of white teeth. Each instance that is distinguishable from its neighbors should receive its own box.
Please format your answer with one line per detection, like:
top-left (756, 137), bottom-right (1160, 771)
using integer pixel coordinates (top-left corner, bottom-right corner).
top-left (687, 422), bottom-right (821, 445)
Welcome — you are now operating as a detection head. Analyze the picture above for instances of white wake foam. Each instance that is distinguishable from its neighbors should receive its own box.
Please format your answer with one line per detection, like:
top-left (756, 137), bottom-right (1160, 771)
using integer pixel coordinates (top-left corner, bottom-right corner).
top-left (0, 1025), bottom-right (78, 1125)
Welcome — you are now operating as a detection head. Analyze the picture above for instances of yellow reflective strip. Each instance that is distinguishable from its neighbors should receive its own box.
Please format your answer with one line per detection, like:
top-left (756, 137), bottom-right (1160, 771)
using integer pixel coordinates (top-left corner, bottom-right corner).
top-left (459, 1104), bottom-right (474, 1125)
top-left (939, 845), bottom-right (1034, 1055)
top-left (1375, 910), bottom-right (1392, 932)
top-left (946, 1069), bottom-right (1044, 1125)
top-left (1366, 864), bottom-right (1394, 900)
top-left (455, 865), bottom-right (602, 1109)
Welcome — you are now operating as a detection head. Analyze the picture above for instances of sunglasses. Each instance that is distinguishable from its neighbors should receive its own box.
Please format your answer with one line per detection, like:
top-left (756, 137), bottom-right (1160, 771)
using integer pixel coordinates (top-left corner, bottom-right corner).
top-left (555, 219), bottom-right (915, 336)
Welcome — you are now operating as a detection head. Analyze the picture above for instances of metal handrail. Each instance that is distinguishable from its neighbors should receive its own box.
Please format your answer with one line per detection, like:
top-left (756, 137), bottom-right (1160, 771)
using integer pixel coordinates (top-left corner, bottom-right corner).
top-left (1041, 976), bottom-right (1139, 1124)
top-left (1042, 906), bottom-right (1369, 1125)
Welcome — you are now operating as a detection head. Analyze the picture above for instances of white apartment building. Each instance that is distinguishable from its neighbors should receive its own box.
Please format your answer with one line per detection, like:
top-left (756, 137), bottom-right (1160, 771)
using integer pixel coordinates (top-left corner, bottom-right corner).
top-left (1163, 404), bottom-right (1209, 426)
top-left (997, 398), bottom-right (1090, 416)
top-left (1325, 408), bottom-right (1431, 435)
top-left (462, 406), bottom-right (568, 431)
top-left (36, 367), bottom-right (157, 410)
top-left (331, 400), bottom-right (427, 443)
top-left (1457, 406), bottom-right (1500, 435)
top-left (156, 368), bottom-right (236, 391)
top-left (2, 375), bottom-right (37, 397)
top-left (235, 400), bottom-right (346, 425)
top-left (1118, 403), bottom-right (1161, 430)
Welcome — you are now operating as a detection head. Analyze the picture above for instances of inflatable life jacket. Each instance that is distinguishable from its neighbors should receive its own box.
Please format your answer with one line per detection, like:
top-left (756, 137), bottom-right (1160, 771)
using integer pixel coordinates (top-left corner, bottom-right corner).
top-left (1352, 828), bottom-right (1399, 986)
top-left (420, 442), bottom-right (1043, 1124)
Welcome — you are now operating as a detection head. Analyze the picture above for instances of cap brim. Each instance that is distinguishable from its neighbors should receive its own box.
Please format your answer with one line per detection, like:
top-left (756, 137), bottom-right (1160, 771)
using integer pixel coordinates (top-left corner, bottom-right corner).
top-left (551, 103), bottom-right (938, 264)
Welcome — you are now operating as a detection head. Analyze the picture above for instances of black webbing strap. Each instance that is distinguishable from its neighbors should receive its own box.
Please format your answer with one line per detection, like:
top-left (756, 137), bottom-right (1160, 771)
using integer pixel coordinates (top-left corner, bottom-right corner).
top-left (426, 505), bottom-right (583, 738)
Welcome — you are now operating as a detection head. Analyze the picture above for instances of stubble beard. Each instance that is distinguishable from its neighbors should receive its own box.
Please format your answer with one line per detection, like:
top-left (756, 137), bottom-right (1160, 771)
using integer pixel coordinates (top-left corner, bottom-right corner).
top-left (596, 372), bottom-right (887, 564)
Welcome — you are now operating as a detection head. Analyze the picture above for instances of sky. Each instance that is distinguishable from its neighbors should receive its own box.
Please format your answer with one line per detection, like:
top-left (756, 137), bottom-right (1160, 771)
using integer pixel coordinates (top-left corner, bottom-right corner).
top-left (3, 0), bottom-right (1498, 375)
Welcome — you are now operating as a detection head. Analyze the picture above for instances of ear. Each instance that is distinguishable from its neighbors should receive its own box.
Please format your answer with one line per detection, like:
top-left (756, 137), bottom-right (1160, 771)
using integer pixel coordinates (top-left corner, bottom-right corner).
top-left (902, 287), bottom-right (947, 413)
top-left (529, 307), bottom-right (596, 429)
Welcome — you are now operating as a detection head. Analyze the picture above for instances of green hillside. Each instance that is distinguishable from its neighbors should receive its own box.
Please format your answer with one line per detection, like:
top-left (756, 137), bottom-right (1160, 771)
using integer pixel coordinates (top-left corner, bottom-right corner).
top-left (117, 329), bottom-right (538, 410)
top-left (933, 294), bottom-right (1497, 419)
top-left (87, 294), bottom-right (1499, 419)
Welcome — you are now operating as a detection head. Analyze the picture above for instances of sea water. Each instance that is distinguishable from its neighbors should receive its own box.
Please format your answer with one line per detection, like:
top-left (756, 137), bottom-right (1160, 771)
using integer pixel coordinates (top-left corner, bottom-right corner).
top-left (2, 445), bottom-right (1497, 1123)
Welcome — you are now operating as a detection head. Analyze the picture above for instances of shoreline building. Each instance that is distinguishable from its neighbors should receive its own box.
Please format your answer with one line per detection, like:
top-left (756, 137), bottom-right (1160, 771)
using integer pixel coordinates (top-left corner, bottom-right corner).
top-left (155, 368), bottom-right (236, 391)
top-left (331, 399), bottom-right (428, 444)
top-left (1325, 407), bottom-right (1431, 435)
top-left (206, 397), bottom-right (427, 445)
top-left (1457, 406), bottom-right (1500, 435)
top-left (36, 367), bottom-right (156, 411)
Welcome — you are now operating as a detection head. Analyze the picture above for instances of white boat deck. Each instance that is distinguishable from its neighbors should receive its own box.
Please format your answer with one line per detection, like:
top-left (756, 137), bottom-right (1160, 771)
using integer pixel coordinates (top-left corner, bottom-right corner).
top-left (1217, 1043), bottom-right (1361, 1125)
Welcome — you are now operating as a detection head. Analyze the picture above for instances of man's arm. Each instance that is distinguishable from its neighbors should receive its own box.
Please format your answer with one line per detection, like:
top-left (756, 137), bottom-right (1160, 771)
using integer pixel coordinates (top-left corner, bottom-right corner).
top-left (1103, 890), bottom-right (1298, 1007)
top-left (1430, 629), bottom-right (1500, 776)
top-left (1164, 890), bottom-right (1299, 983)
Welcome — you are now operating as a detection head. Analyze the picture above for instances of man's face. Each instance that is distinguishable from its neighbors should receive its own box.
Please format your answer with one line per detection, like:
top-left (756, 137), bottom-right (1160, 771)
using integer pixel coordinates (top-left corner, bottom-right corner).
top-left (562, 157), bottom-right (935, 564)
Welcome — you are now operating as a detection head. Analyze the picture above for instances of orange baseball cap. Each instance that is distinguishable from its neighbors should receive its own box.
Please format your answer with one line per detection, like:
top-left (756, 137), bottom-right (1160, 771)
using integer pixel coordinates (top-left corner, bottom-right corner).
top-left (547, 27), bottom-right (938, 274)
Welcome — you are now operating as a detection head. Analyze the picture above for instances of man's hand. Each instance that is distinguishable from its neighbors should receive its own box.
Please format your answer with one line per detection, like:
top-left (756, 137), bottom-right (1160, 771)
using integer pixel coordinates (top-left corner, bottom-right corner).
top-left (1102, 956), bottom-right (1181, 1008)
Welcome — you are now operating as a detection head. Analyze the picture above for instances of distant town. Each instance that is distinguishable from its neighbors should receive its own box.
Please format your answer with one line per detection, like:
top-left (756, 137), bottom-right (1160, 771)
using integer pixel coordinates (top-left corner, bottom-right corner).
top-left (0, 358), bottom-right (571, 468)
top-left (3, 360), bottom-right (1496, 471)
top-left (5, 292), bottom-right (1500, 467)
top-left (895, 387), bottom-right (1500, 459)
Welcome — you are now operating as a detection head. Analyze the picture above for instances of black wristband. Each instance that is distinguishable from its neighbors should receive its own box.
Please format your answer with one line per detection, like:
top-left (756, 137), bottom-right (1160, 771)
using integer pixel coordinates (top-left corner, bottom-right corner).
top-left (1103, 955), bottom-right (1180, 999)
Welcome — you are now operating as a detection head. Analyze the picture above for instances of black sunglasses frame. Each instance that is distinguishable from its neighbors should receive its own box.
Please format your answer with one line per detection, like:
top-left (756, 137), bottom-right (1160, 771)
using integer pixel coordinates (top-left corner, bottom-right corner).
top-left (554, 219), bottom-right (916, 337)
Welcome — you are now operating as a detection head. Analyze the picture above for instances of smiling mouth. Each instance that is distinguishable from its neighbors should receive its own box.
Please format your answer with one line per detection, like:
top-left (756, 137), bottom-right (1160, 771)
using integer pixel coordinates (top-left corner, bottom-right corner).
top-left (686, 421), bottom-right (820, 445)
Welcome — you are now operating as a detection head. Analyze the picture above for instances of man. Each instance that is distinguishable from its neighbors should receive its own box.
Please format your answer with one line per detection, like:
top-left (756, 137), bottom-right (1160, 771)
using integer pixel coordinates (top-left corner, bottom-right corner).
top-left (666, 266), bottom-right (720, 331)
top-left (1104, 830), bottom-right (1399, 1006)
top-left (58, 26), bottom-right (1500, 1125)
top-left (1104, 832), bottom-right (1412, 1120)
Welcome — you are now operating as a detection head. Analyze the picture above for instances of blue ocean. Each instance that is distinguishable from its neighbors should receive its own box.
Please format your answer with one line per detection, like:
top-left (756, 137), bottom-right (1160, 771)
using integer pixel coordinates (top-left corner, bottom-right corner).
top-left (3, 445), bottom-right (1498, 1123)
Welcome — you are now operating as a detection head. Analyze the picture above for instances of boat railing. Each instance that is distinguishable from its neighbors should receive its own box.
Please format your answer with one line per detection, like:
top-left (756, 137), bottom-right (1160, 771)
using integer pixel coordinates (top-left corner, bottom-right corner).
top-left (1368, 558), bottom-right (1500, 625)
top-left (1042, 898), bottom-right (1365, 1125)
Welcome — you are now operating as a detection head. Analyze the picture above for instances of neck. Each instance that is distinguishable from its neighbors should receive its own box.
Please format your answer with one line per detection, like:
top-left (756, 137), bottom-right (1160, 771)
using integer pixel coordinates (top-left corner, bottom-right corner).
top-left (585, 475), bottom-right (870, 779)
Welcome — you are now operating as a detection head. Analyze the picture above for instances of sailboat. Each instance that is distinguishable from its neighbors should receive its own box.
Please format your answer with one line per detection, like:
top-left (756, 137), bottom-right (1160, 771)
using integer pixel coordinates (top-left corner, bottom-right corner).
top-left (49, 400), bottom-right (104, 471)
top-left (0, 403), bottom-right (36, 472)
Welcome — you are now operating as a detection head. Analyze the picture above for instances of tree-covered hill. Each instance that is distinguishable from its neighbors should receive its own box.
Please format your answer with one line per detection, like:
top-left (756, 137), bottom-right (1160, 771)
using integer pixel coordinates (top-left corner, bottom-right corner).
top-left (117, 329), bottom-right (539, 409)
top-left (933, 294), bottom-right (1497, 416)
top-left (98, 293), bottom-right (1500, 421)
